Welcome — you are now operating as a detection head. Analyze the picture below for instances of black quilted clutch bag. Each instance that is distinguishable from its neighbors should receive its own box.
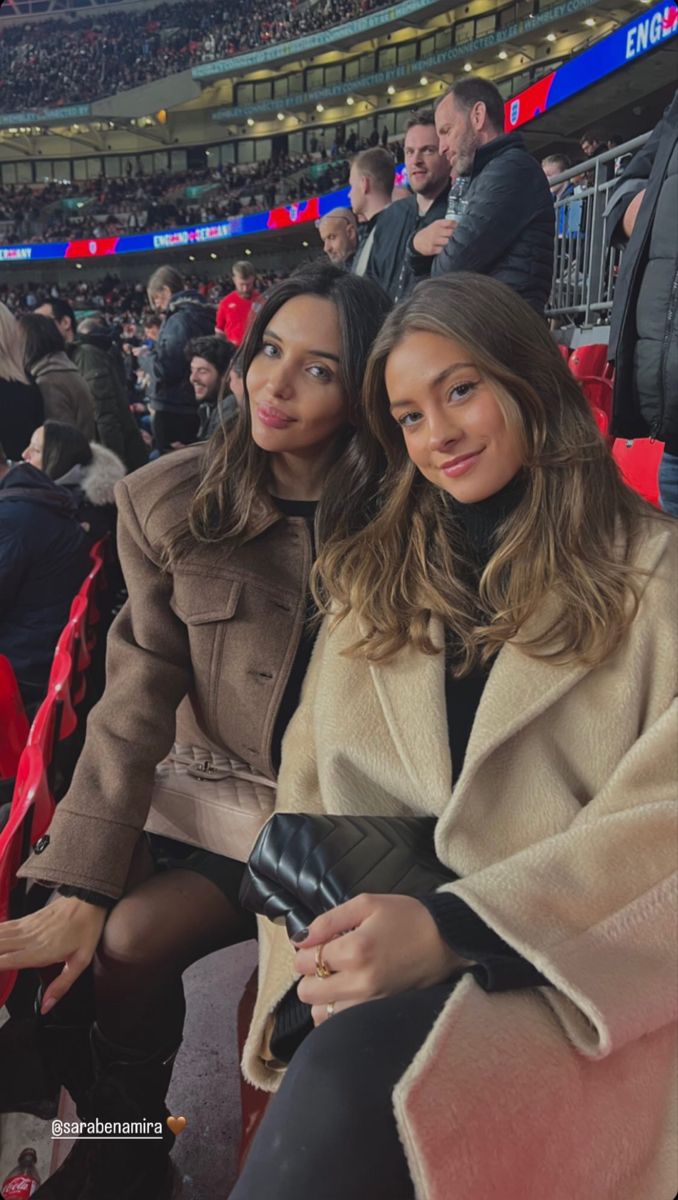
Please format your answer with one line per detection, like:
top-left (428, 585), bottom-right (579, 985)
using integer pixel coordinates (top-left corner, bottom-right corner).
top-left (239, 813), bottom-right (457, 939)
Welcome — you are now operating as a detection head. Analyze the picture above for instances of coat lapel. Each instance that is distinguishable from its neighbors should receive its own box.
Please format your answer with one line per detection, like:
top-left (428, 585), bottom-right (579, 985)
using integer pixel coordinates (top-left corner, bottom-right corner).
top-left (368, 620), bottom-right (452, 812)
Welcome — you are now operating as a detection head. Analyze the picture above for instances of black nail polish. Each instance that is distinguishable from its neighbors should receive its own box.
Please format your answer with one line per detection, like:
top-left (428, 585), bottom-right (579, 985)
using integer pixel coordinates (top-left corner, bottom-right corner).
top-left (291, 928), bottom-right (309, 944)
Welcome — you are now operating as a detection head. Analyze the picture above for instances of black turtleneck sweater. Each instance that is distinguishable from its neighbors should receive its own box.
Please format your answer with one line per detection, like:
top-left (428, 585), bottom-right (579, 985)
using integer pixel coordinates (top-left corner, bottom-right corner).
top-left (419, 474), bottom-right (547, 992)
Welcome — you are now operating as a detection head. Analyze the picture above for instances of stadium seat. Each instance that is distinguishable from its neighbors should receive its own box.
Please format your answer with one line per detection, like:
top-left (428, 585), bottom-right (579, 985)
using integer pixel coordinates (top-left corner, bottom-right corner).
top-left (47, 648), bottom-right (78, 743)
top-left (81, 539), bottom-right (108, 631)
top-left (568, 345), bottom-right (614, 426)
top-left (27, 691), bottom-right (59, 771)
top-left (612, 438), bottom-right (664, 507)
top-left (0, 744), bottom-right (53, 1006)
top-left (67, 593), bottom-right (92, 706)
top-left (237, 970), bottom-right (270, 1171)
top-left (0, 655), bottom-right (30, 780)
top-left (569, 344), bottom-right (610, 379)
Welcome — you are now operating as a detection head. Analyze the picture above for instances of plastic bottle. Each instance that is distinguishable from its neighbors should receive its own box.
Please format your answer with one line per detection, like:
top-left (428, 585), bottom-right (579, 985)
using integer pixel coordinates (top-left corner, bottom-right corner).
top-left (445, 176), bottom-right (470, 222)
top-left (1, 1149), bottom-right (41, 1199)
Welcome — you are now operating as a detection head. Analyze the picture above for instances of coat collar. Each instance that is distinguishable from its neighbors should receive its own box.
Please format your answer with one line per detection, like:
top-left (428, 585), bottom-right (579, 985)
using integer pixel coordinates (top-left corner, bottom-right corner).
top-left (367, 522), bottom-right (672, 810)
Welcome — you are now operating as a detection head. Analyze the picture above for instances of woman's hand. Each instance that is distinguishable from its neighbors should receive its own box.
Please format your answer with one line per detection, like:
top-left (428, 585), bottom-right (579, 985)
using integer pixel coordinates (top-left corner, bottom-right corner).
top-left (292, 894), bottom-right (466, 1027)
top-left (0, 896), bottom-right (107, 1014)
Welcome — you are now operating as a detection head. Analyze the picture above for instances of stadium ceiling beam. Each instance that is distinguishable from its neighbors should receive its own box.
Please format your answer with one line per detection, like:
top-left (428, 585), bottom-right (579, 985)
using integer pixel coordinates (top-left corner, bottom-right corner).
top-left (127, 125), bottom-right (173, 145)
top-left (0, 133), bottom-right (33, 156)
top-left (45, 128), bottom-right (106, 152)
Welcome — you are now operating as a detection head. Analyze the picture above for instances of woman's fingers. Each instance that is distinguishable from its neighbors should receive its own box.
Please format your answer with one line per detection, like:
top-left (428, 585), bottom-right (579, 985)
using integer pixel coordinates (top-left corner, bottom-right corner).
top-left (0, 897), bottom-right (106, 975)
top-left (293, 893), bottom-right (375, 949)
top-left (310, 1000), bottom-right (353, 1028)
top-left (41, 952), bottom-right (90, 1014)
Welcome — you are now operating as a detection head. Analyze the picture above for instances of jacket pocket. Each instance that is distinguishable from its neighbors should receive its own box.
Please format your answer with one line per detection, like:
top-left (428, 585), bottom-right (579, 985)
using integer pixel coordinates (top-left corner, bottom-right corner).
top-left (169, 574), bottom-right (241, 625)
top-left (169, 575), bottom-right (242, 727)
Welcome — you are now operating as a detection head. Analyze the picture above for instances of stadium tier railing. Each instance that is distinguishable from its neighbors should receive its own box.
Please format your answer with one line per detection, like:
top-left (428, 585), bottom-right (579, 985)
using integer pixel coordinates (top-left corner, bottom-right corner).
top-left (546, 132), bottom-right (650, 333)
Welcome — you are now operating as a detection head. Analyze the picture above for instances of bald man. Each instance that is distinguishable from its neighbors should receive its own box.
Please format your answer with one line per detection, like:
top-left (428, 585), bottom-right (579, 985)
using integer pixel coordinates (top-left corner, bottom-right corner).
top-left (317, 207), bottom-right (359, 268)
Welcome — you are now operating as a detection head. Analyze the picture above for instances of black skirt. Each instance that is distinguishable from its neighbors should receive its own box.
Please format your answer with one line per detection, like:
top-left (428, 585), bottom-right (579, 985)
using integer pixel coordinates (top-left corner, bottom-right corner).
top-left (146, 832), bottom-right (257, 939)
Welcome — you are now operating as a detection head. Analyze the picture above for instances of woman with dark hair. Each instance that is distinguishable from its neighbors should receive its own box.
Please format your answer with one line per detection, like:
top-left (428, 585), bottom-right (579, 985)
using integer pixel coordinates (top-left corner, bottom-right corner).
top-left (235, 274), bottom-right (677, 1200)
top-left (0, 263), bottom-right (392, 1200)
top-left (20, 314), bottom-right (95, 441)
top-left (23, 419), bottom-right (125, 542)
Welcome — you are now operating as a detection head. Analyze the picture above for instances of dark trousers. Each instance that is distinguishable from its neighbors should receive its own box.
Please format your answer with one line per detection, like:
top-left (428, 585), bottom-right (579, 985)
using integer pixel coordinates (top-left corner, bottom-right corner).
top-left (231, 982), bottom-right (456, 1200)
top-left (151, 410), bottom-right (199, 454)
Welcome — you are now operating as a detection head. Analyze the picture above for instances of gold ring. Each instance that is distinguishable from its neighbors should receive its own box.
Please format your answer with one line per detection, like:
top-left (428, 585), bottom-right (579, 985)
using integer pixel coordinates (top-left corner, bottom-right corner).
top-left (314, 944), bottom-right (332, 979)
top-left (326, 1002), bottom-right (335, 1018)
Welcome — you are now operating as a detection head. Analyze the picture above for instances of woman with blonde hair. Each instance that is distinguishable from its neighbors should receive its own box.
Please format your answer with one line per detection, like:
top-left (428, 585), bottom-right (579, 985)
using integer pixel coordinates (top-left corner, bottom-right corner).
top-left (235, 273), bottom-right (677, 1200)
top-left (0, 301), bottom-right (43, 461)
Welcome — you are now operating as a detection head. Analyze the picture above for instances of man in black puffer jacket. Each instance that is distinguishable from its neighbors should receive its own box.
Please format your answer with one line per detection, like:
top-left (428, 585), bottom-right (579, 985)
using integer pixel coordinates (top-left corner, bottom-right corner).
top-left (409, 78), bottom-right (555, 313)
top-left (607, 91), bottom-right (678, 516)
top-left (136, 267), bottom-right (216, 454)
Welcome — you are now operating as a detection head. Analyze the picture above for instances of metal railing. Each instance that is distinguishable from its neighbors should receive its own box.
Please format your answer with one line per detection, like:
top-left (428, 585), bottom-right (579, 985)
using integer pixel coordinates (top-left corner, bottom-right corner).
top-left (546, 131), bottom-right (650, 330)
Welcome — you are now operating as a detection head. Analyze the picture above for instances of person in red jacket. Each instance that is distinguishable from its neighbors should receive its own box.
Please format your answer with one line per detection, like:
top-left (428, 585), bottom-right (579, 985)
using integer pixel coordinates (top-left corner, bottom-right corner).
top-left (215, 261), bottom-right (261, 345)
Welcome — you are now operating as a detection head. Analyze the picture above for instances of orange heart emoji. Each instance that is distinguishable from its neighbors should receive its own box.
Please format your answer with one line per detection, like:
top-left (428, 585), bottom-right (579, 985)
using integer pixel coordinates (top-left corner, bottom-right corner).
top-left (167, 1116), bottom-right (187, 1136)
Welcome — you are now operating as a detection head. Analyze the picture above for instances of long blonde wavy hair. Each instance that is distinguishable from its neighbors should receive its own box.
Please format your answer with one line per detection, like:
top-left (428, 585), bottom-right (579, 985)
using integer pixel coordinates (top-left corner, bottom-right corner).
top-left (314, 273), bottom-right (657, 674)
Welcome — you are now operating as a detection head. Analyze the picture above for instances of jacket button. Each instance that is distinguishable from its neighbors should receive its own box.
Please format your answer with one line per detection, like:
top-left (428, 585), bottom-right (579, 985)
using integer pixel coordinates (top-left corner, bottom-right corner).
top-left (34, 835), bottom-right (50, 854)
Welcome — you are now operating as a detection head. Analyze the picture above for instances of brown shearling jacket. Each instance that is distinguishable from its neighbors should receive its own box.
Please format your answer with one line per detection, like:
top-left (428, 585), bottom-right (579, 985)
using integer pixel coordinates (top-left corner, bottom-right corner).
top-left (19, 444), bottom-right (313, 899)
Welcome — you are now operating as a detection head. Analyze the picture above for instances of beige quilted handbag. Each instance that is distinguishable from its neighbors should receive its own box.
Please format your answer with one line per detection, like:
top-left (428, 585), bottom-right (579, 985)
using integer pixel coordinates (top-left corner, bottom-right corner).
top-left (145, 738), bottom-right (275, 864)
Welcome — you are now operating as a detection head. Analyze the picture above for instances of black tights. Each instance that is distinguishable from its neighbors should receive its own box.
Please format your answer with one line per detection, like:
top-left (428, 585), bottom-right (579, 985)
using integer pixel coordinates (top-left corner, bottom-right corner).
top-left (231, 982), bottom-right (456, 1200)
top-left (91, 839), bottom-right (252, 1054)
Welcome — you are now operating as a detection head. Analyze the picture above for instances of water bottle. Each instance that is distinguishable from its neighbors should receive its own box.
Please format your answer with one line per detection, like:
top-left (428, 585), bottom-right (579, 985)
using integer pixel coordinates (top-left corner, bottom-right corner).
top-left (446, 176), bottom-right (470, 222)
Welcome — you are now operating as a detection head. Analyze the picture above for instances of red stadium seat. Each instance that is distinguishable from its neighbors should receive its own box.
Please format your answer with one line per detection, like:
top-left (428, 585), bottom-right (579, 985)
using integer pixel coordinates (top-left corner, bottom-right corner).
top-left (569, 344), bottom-right (610, 379)
top-left (80, 550), bottom-right (106, 631)
top-left (557, 345), bottom-right (571, 364)
top-left (67, 593), bottom-right (92, 706)
top-left (0, 744), bottom-right (53, 1006)
top-left (568, 345), bottom-right (614, 426)
top-left (0, 656), bottom-right (30, 780)
top-left (27, 692), bottom-right (60, 771)
top-left (612, 438), bottom-right (664, 507)
top-left (47, 648), bottom-right (78, 742)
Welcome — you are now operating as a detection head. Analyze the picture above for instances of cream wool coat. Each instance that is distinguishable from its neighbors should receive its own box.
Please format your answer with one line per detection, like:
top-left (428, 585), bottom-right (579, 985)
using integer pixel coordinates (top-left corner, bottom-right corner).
top-left (243, 519), bottom-right (678, 1200)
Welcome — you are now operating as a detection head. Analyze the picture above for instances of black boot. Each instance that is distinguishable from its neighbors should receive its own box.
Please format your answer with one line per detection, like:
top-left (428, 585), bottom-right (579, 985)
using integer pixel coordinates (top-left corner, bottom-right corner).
top-left (0, 1006), bottom-right (93, 1120)
top-left (77, 1025), bottom-right (180, 1200)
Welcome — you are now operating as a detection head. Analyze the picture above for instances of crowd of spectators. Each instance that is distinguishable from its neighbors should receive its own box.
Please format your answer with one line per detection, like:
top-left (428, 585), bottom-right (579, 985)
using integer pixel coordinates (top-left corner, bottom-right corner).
top-left (0, 151), bottom-right (357, 245)
top-left (0, 0), bottom-right (385, 113)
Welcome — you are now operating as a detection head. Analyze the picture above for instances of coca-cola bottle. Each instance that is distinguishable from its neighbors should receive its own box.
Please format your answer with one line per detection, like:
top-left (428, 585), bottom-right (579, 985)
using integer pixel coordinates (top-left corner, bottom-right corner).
top-left (1, 1148), bottom-right (41, 1199)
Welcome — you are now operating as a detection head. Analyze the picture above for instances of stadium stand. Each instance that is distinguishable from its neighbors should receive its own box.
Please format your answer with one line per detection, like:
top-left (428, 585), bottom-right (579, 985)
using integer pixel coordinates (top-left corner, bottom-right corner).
top-left (0, 0), bottom-right (389, 112)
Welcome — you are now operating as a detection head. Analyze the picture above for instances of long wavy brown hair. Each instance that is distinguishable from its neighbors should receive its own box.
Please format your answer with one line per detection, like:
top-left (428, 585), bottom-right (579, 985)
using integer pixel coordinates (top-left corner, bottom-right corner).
top-left (315, 273), bottom-right (658, 673)
top-left (164, 262), bottom-right (392, 565)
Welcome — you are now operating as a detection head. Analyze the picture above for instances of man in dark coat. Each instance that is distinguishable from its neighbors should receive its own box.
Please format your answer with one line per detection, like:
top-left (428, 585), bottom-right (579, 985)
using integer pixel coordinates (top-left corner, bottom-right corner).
top-left (72, 318), bottom-right (148, 473)
top-left (607, 91), bottom-right (678, 516)
top-left (135, 266), bottom-right (216, 453)
top-left (367, 109), bottom-right (450, 302)
top-left (0, 462), bottom-right (89, 708)
top-left (409, 78), bottom-right (555, 313)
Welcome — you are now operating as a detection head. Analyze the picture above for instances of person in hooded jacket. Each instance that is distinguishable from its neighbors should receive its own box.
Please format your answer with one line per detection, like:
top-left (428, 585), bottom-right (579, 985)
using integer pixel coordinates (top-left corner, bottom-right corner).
top-left (135, 266), bottom-right (215, 453)
top-left (0, 303), bottom-right (44, 463)
top-left (0, 460), bottom-right (89, 710)
top-left (20, 314), bottom-right (95, 442)
top-left (23, 420), bottom-right (125, 545)
top-left (69, 317), bottom-right (148, 474)
top-left (606, 90), bottom-right (678, 517)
